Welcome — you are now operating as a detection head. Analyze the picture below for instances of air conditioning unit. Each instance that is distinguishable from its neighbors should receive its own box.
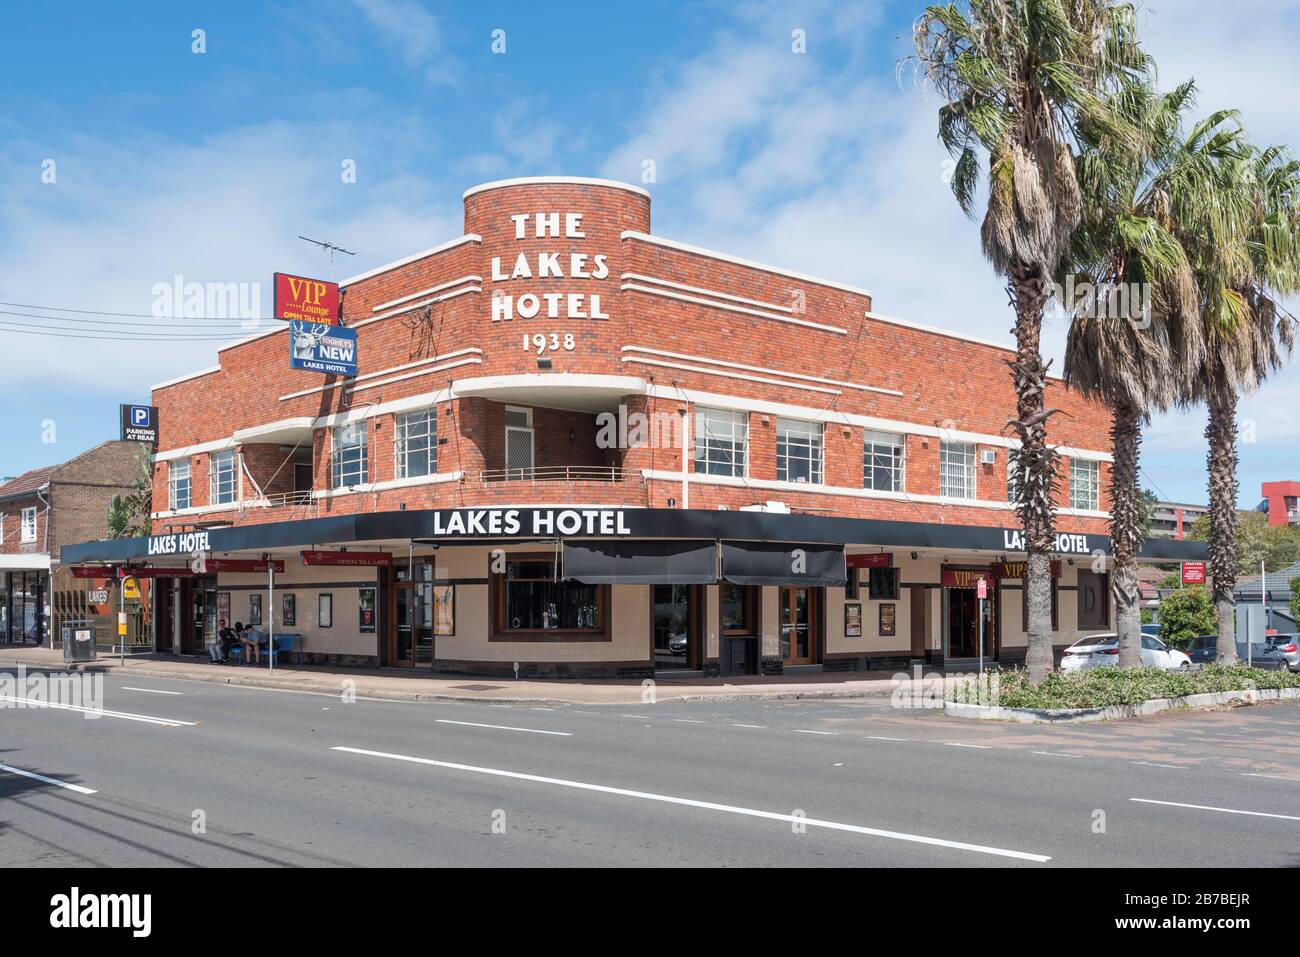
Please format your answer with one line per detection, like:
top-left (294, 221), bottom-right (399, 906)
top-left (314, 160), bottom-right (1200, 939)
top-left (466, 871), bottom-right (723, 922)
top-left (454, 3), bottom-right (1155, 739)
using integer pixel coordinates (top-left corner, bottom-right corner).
top-left (980, 449), bottom-right (997, 465)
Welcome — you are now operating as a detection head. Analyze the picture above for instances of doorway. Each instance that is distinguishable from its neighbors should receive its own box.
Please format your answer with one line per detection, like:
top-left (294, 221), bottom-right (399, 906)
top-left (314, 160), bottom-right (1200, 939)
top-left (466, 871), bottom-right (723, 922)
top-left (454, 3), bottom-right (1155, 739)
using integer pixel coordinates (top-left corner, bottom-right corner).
top-left (779, 587), bottom-right (820, 665)
top-left (946, 587), bottom-right (980, 658)
top-left (652, 584), bottom-right (699, 670)
top-left (504, 406), bottom-right (534, 478)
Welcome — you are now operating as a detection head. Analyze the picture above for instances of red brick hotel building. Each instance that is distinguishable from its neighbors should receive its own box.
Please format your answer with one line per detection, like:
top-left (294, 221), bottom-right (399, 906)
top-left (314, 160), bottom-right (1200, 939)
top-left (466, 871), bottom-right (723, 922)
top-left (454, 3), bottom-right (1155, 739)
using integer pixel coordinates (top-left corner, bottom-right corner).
top-left (64, 177), bottom-right (1200, 676)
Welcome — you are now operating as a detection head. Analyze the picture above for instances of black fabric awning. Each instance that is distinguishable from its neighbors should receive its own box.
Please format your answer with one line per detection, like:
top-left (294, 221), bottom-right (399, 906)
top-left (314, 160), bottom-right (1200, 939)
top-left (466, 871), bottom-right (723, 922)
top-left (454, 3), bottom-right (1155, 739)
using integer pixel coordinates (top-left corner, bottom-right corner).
top-left (721, 541), bottom-right (846, 587)
top-left (562, 539), bottom-right (717, 585)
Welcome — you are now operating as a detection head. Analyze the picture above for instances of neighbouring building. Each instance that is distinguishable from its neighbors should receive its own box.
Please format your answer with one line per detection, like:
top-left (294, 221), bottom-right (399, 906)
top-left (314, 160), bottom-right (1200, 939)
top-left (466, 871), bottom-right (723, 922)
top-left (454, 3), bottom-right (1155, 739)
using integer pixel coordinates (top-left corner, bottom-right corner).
top-left (1, 440), bottom-right (151, 646)
top-left (1148, 500), bottom-right (1208, 540)
top-left (62, 176), bottom-right (1204, 676)
top-left (1259, 480), bottom-right (1300, 527)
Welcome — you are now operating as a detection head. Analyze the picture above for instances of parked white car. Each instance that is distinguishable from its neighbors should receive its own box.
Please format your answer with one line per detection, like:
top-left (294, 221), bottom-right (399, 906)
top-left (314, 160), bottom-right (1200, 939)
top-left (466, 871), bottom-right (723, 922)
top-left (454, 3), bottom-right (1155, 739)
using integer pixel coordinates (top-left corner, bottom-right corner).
top-left (1059, 632), bottom-right (1192, 672)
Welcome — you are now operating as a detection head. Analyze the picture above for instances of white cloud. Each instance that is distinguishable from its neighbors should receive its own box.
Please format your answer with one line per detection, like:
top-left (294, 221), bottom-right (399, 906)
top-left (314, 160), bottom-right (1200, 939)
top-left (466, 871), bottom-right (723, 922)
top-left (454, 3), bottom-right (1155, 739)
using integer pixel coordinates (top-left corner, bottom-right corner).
top-left (349, 0), bottom-right (453, 84)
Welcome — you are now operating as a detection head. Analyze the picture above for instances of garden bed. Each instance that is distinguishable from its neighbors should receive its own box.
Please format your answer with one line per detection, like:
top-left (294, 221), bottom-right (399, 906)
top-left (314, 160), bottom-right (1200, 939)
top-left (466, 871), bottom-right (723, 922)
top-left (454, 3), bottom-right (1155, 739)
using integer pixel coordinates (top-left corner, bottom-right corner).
top-left (944, 666), bottom-right (1300, 723)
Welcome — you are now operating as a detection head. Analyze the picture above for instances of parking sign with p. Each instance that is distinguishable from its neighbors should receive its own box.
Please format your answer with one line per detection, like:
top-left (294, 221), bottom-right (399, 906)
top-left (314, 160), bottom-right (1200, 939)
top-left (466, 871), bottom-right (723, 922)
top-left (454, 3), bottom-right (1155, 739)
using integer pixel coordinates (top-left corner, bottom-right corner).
top-left (120, 404), bottom-right (159, 446)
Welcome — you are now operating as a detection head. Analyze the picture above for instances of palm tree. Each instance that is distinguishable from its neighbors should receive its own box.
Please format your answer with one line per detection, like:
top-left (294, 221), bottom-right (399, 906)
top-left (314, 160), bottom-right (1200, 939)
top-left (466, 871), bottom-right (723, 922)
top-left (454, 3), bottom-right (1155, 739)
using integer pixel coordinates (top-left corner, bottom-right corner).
top-left (911, 1), bottom-right (1150, 678)
top-left (107, 449), bottom-right (153, 539)
top-left (1064, 80), bottom-right (1213, 668)
top-left (1182, 140), bottom-right (1300, 664)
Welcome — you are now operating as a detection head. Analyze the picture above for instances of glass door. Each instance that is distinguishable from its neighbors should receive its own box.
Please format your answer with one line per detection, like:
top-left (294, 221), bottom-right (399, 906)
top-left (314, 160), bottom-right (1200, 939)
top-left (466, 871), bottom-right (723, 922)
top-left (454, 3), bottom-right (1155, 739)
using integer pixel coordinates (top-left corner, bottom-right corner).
top-left (780, 587), bottom-right (816, 665)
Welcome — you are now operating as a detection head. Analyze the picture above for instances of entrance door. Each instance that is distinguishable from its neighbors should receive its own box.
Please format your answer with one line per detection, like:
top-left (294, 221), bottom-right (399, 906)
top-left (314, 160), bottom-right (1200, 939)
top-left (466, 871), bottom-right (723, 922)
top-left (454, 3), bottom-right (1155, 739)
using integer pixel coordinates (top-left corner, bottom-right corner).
top-left (909, 585), bottom-right (927, 658)
top-left (504, 406), bottom-right (534, 479)
top-left (780, 587), bottom-right (819, 665)
top-left (652, 584), bottom-right (698, 670)
top-left (389, 568), bottom-right (434, 667)
top-left (947, 588), bottom-right (979, 658)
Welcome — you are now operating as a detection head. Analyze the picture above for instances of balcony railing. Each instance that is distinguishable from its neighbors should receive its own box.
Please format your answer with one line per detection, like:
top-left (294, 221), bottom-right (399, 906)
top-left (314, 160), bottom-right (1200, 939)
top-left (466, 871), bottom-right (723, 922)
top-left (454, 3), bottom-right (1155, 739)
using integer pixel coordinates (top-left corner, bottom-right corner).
top-left (478, 466), bottom-right (639, 484)
top-left (254, 490), bottom-right (315, 508)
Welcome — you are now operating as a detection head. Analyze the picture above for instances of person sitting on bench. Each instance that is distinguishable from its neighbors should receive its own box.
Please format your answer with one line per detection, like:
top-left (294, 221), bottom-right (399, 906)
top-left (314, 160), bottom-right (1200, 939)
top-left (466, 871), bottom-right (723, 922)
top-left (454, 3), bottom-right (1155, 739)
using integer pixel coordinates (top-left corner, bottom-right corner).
top-left (210, 618), bottom-right (234, 663)
top-left (238, 624), bottom-right (262, 666)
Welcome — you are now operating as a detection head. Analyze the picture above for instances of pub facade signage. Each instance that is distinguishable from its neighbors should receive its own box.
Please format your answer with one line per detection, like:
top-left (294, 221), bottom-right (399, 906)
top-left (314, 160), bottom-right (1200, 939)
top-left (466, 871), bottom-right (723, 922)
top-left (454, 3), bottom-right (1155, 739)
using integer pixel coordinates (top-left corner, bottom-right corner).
top-left (428, 508), bottom-right (633, 538)
top-left (1001, 529), bottom-right (1095, 554)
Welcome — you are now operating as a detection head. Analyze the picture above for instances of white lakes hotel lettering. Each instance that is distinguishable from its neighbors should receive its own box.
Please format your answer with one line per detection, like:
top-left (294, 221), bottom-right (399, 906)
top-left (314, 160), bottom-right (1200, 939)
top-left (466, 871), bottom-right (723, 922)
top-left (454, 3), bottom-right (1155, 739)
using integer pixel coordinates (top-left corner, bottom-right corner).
top-left (490, 212), bottom-right (610, 322)
top-left (430, 508), bottom-right (632, 537)
top-left (147, 530), bottom-right (210, 556)
top-left (1002, 529), bottom-right (1093, 554)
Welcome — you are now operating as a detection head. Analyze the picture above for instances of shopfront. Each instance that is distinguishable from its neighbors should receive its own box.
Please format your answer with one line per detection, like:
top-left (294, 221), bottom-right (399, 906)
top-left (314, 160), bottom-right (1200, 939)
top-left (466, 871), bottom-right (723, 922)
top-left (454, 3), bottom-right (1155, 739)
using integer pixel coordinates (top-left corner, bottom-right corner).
top-left (2, 569), bottom-right (47, 644)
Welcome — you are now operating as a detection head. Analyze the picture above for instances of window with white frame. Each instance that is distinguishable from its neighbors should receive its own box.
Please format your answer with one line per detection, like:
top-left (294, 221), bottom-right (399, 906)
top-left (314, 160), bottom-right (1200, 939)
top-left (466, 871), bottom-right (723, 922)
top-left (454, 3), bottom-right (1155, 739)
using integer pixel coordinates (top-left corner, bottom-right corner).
top-left (20, 506), bottom-right (37, 543)
top-left (939, 440), bottom-right (976, 499)
top-left (776, 418), bottom-right (823, 484)
top-left (396, 409), bottom-right (437, 479)
top-left (1070, 458), bottom-right (1100, 510)
top-left (694, 407), bottom-right (748, 477)
top-left (210, 449), bottom-right (237, 505)
top-left (863, 430), bottom-right (906, 492)
top-left (169, 460), bottom-right (192, 511)
top-left (332, 423), bottom-right (369, 488)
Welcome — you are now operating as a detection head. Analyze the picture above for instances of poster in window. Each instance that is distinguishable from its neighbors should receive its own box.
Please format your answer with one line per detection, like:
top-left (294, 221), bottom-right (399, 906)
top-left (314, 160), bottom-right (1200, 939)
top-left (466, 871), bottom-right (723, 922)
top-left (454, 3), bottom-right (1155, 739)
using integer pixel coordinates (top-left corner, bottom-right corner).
top-left (281, 592), bottom-right (296, 627)
top-left (433, 584), bottom-right (455, 636)
top-left (879, 602), bottom-right (897, 637)
top-left (843, 601), bottom-right (863, 638)
top-left (358, 587), bottom-right (376, 633)
top-left (249, 593), bottom-right (262, 626)
top-left (216, 592), bottom-right (231, 624)
top-left (319, 593), bottom-right (333, 628)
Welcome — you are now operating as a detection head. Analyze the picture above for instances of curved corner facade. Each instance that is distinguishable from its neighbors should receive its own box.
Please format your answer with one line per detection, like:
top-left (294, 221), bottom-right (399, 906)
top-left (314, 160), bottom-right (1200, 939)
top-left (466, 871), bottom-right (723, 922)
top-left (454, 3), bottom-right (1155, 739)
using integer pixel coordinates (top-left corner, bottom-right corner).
top-left (61, 177), bottom-right (1206, 677)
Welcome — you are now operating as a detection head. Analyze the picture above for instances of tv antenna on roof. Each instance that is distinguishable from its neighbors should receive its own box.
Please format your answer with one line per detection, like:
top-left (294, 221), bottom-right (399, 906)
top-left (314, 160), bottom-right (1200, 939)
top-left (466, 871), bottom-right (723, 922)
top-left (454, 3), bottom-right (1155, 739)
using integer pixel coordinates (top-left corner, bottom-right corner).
top-left (298, 235), bottom-right (356, 267)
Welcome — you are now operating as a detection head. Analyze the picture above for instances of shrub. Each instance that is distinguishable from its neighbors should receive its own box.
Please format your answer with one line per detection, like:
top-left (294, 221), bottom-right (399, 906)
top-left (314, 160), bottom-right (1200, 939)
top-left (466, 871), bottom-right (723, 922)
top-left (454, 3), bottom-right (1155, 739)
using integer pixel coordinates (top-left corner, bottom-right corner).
top-left (946, 665), bottom-right (1300, 710)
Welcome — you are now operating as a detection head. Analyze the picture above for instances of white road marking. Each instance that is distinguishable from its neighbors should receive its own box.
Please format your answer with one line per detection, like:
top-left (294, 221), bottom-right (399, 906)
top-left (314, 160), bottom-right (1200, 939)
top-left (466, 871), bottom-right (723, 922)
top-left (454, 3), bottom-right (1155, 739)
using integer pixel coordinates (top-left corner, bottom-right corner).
top-left (945, 742), bottom-right (991, 749)
top-left (574, 710), bottom-right (601, 715)
top-left (619, 714), bottom-right (654, 719)
top-left (731, 724), bottom-right (765, 729)
top-left (793, 729), bottom-right (837, 736)
top-left (121, 686), bottom-right (184, 695)
top-left (1134, 761), bottom-right (1188, 770)
top-left (530, 707), bottom-right (555, 711)
top-left (0, 694), bottom-right (195, 727)
top-left (1032, 750), bottom-right (1081, 757)
top-left (331, 746), bottom-right (1052, 862)
top-left (862, 735), bottom-right (909, 742)
top-left (1130, 798), bottom-right (1300, 822)
top-left (435, 718), bottom-right (571, 737)
top-left (672, 718), bottom-right (706, 724)
top-left (1242, 772), bottom-right (1298, 781)
top-left (0, 762), bottom-right (97, 795)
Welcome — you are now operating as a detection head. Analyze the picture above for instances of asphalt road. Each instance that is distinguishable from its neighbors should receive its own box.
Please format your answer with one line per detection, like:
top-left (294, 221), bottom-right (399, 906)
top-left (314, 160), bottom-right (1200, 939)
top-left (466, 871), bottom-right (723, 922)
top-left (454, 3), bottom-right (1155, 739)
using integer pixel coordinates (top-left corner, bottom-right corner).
top-left (2, 666), bottom-right (1298, 867)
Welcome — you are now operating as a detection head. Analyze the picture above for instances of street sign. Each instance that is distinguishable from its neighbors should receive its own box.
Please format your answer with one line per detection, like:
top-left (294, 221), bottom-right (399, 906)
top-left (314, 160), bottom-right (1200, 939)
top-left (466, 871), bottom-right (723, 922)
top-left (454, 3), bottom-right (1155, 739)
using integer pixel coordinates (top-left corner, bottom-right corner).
top-left (1181, 561), bottom-right (1207, 585)
top-left (977, 577), bottom-right (988, 600)
top-left (120, 404), bottom-right (159, 446)
top-left (121, 576), bottom-right (141, 600)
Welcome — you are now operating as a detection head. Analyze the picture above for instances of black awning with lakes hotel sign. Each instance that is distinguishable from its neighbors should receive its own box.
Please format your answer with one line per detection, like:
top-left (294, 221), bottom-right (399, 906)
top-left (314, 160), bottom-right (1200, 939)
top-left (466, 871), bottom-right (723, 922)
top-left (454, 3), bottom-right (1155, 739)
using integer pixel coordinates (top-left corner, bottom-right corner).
top-left (59, 506), bottom-right (1209, 565)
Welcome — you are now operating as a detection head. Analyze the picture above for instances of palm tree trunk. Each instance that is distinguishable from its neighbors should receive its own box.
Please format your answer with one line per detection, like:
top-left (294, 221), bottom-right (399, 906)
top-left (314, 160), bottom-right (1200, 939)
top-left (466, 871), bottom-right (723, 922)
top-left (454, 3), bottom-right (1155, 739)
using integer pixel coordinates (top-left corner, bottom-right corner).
top-left (1008, 268), bottom-right (1059, 681)
top-left (1206, 388), bottom-right (1240, 665)
top-left (1110, 402), bottom-right (1143, 668)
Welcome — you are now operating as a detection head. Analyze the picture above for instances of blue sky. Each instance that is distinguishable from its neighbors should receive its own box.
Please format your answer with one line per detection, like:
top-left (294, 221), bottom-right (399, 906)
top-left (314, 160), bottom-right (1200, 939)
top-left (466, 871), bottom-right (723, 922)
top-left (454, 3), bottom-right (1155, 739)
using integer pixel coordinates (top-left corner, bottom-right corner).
top-left (1, 0), bottom-right (1297, 509)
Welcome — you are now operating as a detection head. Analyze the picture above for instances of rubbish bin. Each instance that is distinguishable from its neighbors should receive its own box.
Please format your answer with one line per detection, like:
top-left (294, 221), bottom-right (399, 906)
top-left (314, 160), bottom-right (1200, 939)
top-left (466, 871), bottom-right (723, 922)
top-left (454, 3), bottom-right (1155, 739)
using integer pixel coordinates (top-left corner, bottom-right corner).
top-left (63, 626), bottom-right (97, 662)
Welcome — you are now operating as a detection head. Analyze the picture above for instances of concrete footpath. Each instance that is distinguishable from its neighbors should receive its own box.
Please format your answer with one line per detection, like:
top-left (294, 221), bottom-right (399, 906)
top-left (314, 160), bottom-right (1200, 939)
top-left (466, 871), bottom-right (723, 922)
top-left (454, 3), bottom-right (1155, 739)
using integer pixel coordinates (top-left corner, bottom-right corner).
top-left (0, 645), bottom-right (964, 705)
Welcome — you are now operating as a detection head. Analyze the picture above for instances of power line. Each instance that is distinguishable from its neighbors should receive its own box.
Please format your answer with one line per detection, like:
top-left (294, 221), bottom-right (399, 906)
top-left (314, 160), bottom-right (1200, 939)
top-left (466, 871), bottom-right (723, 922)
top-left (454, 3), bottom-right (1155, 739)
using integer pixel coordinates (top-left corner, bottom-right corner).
top-left (0, 300), bottom-right (287, 322)
top-left (0, 323), bottom-right (242, 342)
top-left (0, 308), bottom-right (269, 329)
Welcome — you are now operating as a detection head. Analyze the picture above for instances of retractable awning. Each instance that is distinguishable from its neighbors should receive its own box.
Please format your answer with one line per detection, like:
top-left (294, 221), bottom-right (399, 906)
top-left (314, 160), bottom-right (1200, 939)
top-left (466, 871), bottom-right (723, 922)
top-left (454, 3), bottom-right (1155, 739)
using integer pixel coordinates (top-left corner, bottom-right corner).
top-left (562, 539), bottom-right (716, 585)
top-left (721, 541), bottom-right (846, 587)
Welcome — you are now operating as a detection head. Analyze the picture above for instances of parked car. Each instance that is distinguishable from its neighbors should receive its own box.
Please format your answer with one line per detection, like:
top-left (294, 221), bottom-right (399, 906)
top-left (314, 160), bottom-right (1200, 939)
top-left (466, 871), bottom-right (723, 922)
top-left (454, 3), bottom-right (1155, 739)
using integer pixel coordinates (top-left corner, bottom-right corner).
top-left (1060, 632), bottom-right (1192, 672)
top-left (667, 632), bottom-right (688, 656)
top-left (1185, 635), bottom-right (1288, 671)
top-left (1264, 634), bottom-right (1299, 672)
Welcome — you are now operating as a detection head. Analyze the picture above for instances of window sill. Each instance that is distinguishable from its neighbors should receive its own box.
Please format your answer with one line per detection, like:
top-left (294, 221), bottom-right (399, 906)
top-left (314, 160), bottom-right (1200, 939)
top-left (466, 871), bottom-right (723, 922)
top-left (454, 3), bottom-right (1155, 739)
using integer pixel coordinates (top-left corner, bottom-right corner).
top-left (489, 630), bottom-right (611, 643)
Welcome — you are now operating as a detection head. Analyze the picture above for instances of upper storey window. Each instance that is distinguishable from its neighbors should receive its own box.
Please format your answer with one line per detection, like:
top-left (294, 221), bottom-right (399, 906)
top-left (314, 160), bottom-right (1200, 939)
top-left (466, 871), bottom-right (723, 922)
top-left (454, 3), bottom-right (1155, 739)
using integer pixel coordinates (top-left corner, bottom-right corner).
top-left (169, 460), bottom-right (192, 511)
top-left (211, 449), bottom-right (237, 505)
top-left (332, 423), bottom-right (369, 489)
top-left (694, 407), bottom-right (748, 477)
top-left (863, 430), bottom-right (906, 492)
top-left (1070, 458), bottom-right (1100, 511)
top-left (776, 417), bottom-right (823, 485)
top-left (939, 441), bottom-right (976, 499)
top-left (396, 410), bottom-right (437, 479)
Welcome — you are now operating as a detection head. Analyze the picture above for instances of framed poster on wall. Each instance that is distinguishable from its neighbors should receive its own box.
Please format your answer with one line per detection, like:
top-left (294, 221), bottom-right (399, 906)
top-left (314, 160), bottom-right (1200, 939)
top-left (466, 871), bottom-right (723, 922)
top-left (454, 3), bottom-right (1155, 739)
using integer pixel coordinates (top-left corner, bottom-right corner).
top-left (319, 593), bottom-right (333, 628)
top-left (843, 601), bottom-right (863, 638)
top-left (879, 602), bottom-right (897, 637)
top-left (358, 588), bottom-right (376, 634)
top-left (433, 584), bottom-right (455, 636)
top-left (249, 593), bottom-right (262, 626)
top-left (281, 593), bottom-right (296, 627)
